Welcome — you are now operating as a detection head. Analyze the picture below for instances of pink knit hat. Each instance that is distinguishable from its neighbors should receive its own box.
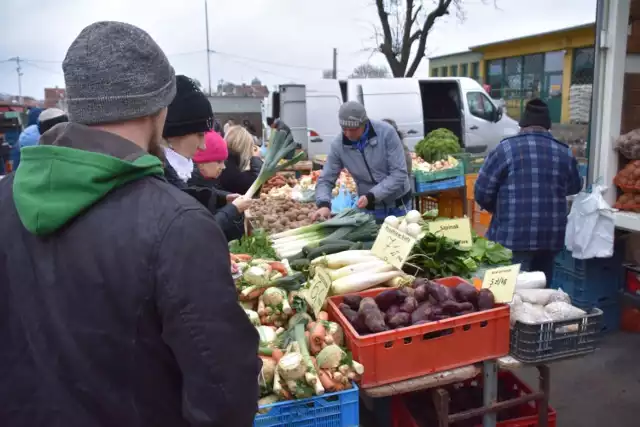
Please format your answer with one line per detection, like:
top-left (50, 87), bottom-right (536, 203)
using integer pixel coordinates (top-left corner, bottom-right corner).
top-left (193, 131), bottom-right (228, 163)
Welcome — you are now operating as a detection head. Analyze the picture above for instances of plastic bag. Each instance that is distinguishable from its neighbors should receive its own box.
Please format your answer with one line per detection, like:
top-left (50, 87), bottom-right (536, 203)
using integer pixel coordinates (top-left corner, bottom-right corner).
top-left (565, 184), bottom-right (615, 259)
top-left (516, 289), bottom-right (569, 306)
top-left (515, 271), bottom-right (546, 289)
top-left (544, 301), bottom-right (586, 321)
top-left (511, 302), bottom-right (552, 325)
top-left (291, 185), bottom-right (316, 203)
top-left (331, 185), bottom-right (356, 214)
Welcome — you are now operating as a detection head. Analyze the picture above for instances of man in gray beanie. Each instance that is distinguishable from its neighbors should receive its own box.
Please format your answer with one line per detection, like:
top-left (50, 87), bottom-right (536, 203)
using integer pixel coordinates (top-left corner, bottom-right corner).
top-left (311, 101), bottom-right (412, 222)
top-left (0, 21), bottom-right (259, 427)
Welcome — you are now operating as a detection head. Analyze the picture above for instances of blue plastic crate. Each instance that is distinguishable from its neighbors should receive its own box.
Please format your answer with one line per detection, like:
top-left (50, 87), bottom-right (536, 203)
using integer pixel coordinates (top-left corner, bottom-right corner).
top-left (574, 301), bottom-right (620, 333)
top-left (254, 384), bottom-right (359, 427)
top-left (415, 175), bottom-right (465, 194)
top-left (554, 248), bottom-right (623, 279)
top-left (551, 266), bottom-right (623, 306)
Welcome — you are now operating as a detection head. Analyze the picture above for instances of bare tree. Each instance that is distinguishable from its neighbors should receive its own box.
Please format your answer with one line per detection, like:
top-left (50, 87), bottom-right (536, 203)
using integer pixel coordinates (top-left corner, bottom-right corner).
top-left (373, 0), bottom-right (469, 77)
top-left (350, 63), bottom-right (390, 78)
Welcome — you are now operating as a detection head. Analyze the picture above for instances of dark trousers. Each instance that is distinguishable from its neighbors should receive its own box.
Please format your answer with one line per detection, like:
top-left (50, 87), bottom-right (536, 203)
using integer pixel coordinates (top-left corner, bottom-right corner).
top-left (511, 250), bottom-right (558, 285)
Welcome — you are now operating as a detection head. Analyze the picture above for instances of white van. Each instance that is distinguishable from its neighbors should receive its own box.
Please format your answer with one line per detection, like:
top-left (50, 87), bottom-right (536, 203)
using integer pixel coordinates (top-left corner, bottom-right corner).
top-left (265, 77), bottom-right (519, 157)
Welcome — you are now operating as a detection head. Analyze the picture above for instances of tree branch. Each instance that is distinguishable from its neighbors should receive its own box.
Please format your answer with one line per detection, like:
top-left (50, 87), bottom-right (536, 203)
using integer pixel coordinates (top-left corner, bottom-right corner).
top-left (406, 0), bottom-right (453, 77)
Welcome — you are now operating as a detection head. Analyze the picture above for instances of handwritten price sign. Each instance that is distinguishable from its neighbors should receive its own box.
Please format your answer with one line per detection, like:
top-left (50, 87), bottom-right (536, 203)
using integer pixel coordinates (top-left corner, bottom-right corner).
top-left (427, 218), bottom-right (473, 248)
top-left (304, 267), bottom-right (333, 316)
top-left (371, 223), bottom-right (417, 269)
top-left (481, 264), bottom-right (521, 303)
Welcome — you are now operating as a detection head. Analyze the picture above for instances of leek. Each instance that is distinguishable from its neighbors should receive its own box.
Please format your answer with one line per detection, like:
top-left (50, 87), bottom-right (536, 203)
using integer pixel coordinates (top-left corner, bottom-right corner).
top-left (246, 130), bottom-right (305, 198)
top-left (270, 209), bottom-right (370, 240)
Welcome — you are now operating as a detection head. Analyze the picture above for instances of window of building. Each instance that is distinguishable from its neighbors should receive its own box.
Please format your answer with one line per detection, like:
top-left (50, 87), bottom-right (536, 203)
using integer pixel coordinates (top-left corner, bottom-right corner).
top-left (461, 63), bottom-right (469, 77)
top-left (486, 59), bottom-right (503, 98)
top-left (441, 66), bottom-right (449, 77)
top-left (544, 51), bottom-right (564, 72)
top-left (432, 68), bottom-right (439, 77)
top-left (503, 57), bottom-right (522, 99)
top-left (471, 62), bottom-right (480, 80)
top-left (523, 53), bottom-right (544, 98)
top-left (573, 47), bottom-right (595, 84)
top-left (451, 65), bottom-right (458, 76)
top-left (467, 92), bottom-right (496, 122)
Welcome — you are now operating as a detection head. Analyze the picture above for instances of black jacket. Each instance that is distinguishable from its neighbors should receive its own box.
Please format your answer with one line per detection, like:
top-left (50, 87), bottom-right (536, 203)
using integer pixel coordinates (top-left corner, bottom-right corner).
top-left (217, 153), bottom-right (263, 195)
top-left (165, 163), bottom-right (244, 241)
top-left (0, 124), bottom-right (260, 427)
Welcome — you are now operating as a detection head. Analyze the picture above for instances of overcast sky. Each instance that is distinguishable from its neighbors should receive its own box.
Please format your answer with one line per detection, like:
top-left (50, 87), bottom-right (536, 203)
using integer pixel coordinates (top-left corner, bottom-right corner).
top-left (0, 0), bottom-right (596, 99)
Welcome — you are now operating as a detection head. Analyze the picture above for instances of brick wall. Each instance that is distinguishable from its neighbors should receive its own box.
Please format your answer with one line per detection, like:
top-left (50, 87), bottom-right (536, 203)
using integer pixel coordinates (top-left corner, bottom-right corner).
top-left (623, 0), bottom-right (640, 133)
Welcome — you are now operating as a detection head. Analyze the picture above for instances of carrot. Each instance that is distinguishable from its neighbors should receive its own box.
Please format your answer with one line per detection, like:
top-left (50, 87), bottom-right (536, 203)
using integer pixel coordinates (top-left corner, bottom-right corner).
top-left (269, 262), bottom-right (288, 276)
top-left (317, 311), bottom-right (329, 321)
top-left (318, 369), bottom-right (337, 391)
top-left (231, 254), bottom-right (252, 262)
top-left (308, 322), bottom-right (327, 355)
top-left (259, 347), bottom-right (284, 362)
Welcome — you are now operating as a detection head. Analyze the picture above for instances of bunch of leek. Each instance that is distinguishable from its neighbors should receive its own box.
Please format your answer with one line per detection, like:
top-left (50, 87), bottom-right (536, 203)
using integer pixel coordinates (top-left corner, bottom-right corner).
top-left (270, 209), bottom-right (376, 258)
top-left (246, 130), bottom-right (305, 198)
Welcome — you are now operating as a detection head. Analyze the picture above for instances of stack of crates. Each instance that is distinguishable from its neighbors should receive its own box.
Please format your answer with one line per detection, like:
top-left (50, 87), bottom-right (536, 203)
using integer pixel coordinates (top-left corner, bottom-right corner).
top-left (464, 173), bottom-right (492, 236)
top-left (551, 248), bottom-right (624, 332)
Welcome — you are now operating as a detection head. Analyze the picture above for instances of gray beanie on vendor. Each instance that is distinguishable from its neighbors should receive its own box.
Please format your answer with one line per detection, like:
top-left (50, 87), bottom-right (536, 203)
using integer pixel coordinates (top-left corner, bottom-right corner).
top-left (339, 101), bottom-right (368, 128)
top-left (62, 21), bottom-right (176, 125)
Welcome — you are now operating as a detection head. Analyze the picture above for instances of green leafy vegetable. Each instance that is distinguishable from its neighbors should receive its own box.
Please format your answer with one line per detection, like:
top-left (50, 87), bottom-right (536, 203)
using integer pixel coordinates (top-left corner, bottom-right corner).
top-left (406, 232), bottom-right (478, 279)
top-left (415, 128), bottom-right (461, 163)
top-left (229, 230), bottom-right (278, 259)
top-left (469, 236), bottom-right (512, 266)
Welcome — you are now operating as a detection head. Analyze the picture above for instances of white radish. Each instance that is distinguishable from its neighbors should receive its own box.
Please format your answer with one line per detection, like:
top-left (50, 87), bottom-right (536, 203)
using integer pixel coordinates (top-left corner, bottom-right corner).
top-left (331, 270), bottom-right (405, 295)
top-left (384, 215), bottom-right (399, 228)
top-left (310, 250), bottom-right (375, 268)
top-left (406, 223), bottom-right (422, 238)
top-left (405, 210), bottom-right (422, 224)
top-left (329, 259), bottom-right (394, 281)
top-left (398, 220), bottom-right (409, 234)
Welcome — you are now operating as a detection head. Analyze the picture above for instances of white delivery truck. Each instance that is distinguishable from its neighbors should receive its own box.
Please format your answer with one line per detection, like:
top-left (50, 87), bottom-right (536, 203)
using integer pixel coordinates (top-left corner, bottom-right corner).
top-left (265, 77), bottom-right (520, 158)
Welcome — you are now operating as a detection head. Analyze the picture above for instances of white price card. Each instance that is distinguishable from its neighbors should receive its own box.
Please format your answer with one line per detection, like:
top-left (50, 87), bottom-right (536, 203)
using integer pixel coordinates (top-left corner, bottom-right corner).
top-left (304, 267), bottom-right (333, 316)
top-left (371, 223), bottom-right (418, 269)
top-left (427, 218), bottom-right (473, 248)
top-left (481, 264), bottom-right (521, 303)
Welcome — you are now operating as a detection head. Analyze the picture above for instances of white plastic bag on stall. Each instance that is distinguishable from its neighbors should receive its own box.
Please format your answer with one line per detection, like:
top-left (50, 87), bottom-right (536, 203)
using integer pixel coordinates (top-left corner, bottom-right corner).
top-left (565, 184), bottom-right (615, 259)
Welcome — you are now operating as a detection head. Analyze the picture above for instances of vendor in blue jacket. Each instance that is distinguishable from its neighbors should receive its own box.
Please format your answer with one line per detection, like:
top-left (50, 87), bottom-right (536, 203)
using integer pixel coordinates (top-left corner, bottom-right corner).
top-left (311, 101), bottom-right (411, 222)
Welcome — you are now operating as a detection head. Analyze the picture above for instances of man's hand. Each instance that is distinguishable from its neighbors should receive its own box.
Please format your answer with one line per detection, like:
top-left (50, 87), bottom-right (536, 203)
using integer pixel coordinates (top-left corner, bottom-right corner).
top-left (310, 207), bottom-right (331, 222)
top-left (356, 195), bottom-right (369, 209)
top-left (232, 195), bottom-right (253, 213)
top-left (226, 193), bottom-right (240, 203)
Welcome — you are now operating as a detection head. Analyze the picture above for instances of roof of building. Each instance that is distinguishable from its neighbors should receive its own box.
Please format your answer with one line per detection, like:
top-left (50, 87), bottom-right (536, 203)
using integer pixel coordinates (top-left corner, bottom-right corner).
top-left (428, 49), bottom-right (478, 60)
top-left (469, 22), bottom-right (594, 50)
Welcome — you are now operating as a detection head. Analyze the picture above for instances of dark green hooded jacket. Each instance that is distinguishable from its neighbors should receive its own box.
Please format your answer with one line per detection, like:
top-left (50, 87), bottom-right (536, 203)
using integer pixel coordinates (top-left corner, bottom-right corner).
top-left (0, 123), bottom-right (260, 427)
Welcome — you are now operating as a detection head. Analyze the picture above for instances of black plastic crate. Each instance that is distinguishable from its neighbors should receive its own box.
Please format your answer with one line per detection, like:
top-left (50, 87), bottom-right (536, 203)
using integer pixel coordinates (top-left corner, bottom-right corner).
top-left (509, 308), bottom-right (603, 363)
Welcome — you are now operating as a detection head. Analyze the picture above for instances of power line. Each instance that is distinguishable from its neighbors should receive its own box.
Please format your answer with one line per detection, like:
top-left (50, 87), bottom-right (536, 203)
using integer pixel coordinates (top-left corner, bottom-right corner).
top-left (211, 49), bottom-right (349, 73)
top-left (21, 60), bottom-right (63, 76)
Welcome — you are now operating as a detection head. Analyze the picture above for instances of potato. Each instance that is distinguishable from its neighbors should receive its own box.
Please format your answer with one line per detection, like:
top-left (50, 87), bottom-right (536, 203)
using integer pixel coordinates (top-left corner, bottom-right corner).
top-left (387, 312), bottom-right (411, 329)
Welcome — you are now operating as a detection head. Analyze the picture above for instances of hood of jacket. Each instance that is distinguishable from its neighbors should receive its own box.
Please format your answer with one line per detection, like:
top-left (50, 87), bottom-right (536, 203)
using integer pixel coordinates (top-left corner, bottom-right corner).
top-left (13, 122), bottom-right (164, 236)
top-left (27, 107), bottom-right (43, 126)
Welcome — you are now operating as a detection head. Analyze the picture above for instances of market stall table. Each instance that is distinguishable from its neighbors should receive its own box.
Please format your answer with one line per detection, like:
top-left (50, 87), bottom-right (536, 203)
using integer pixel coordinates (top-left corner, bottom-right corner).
top-left (359, 358), bottom-right (552, 427)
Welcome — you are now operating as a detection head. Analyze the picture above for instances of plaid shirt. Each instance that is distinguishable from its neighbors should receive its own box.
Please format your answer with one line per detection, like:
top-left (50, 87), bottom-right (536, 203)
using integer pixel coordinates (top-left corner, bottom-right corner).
top-left (474, 130), bottom-right (582, 252)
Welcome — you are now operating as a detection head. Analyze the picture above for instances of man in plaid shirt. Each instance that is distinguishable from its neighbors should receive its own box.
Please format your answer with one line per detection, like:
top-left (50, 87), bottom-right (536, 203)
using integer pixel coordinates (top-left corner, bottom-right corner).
top-left (474, 99), bottom-right (582, 281)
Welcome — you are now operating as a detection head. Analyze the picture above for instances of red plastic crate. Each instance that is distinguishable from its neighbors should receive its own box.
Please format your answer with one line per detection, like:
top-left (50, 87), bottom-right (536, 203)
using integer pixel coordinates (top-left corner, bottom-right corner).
top-left (390, 371), bottom-right (557, 427)
top-left (326, 277), bottom-right (510, 388)
top-left (625, 268), bottom-right (640, 296)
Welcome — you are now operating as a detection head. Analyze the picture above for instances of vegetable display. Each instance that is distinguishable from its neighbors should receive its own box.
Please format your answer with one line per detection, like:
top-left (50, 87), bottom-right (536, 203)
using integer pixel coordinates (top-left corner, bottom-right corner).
top-left (337, 279), bottom-right (497, 335)
top-left (411, 152), bottom-right (460, 174)
top-left (469, 234), bottom-right (513, 266)
top-left (407, 232), bottom-right (478, 278)
top-left (229, 230), bottom-right (279, 260)
top-left (248, 197), bottom-right (316, 234)
top-left (260, 175), bottom-right (298, 195)
top-left (415, 128), bottom-right (461, 163)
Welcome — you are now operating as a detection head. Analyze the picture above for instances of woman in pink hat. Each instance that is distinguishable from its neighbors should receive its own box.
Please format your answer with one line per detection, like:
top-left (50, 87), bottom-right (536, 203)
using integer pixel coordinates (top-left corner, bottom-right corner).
top-left (191, 131), bottom-right (252, 240)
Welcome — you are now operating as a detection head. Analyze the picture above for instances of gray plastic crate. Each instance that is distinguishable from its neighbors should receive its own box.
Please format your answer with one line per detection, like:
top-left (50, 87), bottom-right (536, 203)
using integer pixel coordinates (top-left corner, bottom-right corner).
top-left (509, 308), bottom-right (603, 363)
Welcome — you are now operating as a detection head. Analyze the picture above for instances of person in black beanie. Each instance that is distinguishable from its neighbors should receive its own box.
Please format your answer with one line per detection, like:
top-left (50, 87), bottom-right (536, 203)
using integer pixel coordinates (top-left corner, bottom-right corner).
top-left (474, 98), bottom-right (582, 282)
top-left (163, 75), bottom-right (251, 240)
top-left (518, 98), bottom-right (552, 130)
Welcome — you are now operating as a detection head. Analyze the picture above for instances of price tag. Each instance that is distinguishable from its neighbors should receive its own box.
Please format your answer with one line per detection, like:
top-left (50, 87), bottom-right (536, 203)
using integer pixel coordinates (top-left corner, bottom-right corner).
top-left (481, 264), bottom-right (521, 303)
top-left (427, 218), bottom-right (473, 248)
top-left (371, 223), bottom-right (417, 269)
top-left (304, 267), bottom-right (333, 316)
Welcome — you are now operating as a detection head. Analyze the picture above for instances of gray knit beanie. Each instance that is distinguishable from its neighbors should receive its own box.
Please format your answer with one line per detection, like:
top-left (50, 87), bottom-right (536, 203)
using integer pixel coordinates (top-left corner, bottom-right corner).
top-left (339, 101), bottom-right (368, 128)
top-left (62, 21), bottom-right (176, 125)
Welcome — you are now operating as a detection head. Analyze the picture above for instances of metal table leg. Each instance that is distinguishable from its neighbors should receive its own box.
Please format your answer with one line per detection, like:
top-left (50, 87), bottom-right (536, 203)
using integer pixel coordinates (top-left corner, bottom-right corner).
top-left (537, 365), bottom-right (550, 427)
top-left (482, 360), bottom-right (498, 427)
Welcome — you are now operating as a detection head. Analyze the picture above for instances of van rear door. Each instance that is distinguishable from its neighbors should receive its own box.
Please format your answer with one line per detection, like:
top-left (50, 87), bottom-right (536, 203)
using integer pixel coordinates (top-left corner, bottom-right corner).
top-left (278, 84), bottom-right (309, 151)
top-left (351, 79), bottom-right (424, 150)
top-left (305, 80), bottom-right (344, 158)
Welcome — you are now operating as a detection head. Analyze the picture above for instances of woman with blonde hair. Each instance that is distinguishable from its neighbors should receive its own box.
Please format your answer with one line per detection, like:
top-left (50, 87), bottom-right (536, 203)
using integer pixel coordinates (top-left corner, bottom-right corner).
top-left (217, 125), bottom-right (263, 195)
